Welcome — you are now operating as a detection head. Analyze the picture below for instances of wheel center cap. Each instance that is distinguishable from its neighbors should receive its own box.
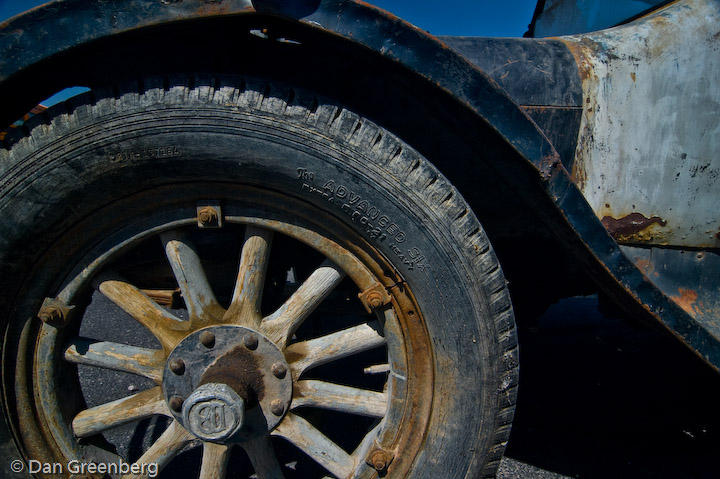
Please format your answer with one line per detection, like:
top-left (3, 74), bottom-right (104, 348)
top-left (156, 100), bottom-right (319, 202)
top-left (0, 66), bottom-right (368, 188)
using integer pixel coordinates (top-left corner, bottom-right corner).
top-left (182, 383), bottom-right (245, 441)
top-left (162, 325), bottom-right (292, 442)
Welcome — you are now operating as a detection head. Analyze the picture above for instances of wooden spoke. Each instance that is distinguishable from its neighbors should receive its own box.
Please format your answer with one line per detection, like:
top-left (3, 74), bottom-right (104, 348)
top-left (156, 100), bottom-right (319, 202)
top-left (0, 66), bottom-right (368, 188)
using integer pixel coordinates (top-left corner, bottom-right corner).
top-left (242, 434), bottom-right (284, 479)
top-left (161, 231), bottom-right (224, 324)
top-left (363, 364), bottom-right (390, 375)
top-left (199, 442), bottom-right (231, 479)
top-left (261, 260), bottom-right (345, 348)
top-left (224, 226), bottom-right (273, 327)
top-left (272, 413), bottom-right (354, 478)
top-left (95, 273), bottom-right (188, 351)
top-left (122, 420), bottom-right (193, 479)
top-left (64, 338), bottom-right (164, 382)
top-left (141, 288), bottom-right (181, 308)
top-left (72, 387), bottom-right (169, 438)
top-left (286, 322), bottom-right (385, 378)
top-left (292, 380), bottom-right (386, 418)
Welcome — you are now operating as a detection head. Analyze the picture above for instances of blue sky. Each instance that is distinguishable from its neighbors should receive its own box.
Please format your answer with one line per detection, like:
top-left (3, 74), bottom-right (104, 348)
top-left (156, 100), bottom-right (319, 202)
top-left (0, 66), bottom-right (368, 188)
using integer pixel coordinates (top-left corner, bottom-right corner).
top-left (0, 1), bottom-right (538, 36)
top-left (0, 0), bottom-right (538, 105)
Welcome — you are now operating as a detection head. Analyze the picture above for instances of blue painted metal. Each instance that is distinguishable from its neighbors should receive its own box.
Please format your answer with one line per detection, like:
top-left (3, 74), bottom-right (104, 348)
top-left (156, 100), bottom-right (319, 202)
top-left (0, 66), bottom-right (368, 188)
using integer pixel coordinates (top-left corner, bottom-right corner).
top-left (528, 0), bottom-right (669, 37)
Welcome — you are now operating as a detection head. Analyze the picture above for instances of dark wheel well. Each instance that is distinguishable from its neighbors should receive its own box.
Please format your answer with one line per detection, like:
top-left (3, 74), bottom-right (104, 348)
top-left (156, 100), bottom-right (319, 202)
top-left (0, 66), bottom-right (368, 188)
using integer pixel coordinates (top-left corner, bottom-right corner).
top-left (2, 14), bottom-right (597, 315)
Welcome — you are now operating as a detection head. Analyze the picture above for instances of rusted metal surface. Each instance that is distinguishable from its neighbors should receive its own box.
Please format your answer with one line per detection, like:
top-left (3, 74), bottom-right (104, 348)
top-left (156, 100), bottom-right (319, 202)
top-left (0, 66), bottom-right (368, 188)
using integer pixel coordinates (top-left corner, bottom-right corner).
top-left (357, 282), bottom-right (392, 313)
top-left (366, 445), bottom-right (394, 472)
top-left (600, 213), bottom-right (667, 242)
top-left (197, 203), bottom-right (222, 228)
top-left (622, 244), bottom-right (720, 347)
top-left (563, 0), bottom-right (720, 249)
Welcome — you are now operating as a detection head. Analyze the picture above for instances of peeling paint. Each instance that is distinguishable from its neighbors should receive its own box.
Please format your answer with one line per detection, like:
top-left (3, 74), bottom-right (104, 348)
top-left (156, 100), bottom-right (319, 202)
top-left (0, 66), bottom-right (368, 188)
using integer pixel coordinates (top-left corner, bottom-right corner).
top-left (601, 212), bottom-right (667, 239)
top-left (563, 0), bottom-right (720, 248)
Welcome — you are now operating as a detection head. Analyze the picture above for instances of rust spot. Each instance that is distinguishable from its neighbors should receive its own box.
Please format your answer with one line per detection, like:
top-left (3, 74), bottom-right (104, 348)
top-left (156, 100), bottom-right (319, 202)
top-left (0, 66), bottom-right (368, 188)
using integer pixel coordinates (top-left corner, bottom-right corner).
top-left (634, 258), bottom-right (659, 278)
top-left (672, 288), bottom-right (699, 316)
top-left (539, 152), bottom-right (562, 180)
top-left (630, 72), bottom-right (636, 82)
top-left (635, 258), bottom-right (652, 273)
top-left (601, 212), bottom-right (667, 238)
top-left (570, 158), bottom-right (587, 190)
top-left (200, 345), bottom-right (265, 404)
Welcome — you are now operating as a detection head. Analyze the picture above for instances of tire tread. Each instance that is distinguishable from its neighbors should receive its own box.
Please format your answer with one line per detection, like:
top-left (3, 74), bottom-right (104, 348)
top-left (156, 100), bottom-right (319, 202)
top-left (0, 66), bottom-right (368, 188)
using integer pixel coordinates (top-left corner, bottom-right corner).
top-left (1, 75), bottom-right (518, 478)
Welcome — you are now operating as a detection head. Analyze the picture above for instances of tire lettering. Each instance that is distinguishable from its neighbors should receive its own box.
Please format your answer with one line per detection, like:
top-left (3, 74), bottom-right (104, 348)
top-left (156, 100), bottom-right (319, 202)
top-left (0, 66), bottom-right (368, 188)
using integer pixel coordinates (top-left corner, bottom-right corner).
top-left (297, 167), bottom-right (430, 272)
top-left (108, 145), bottom-right (180, 162)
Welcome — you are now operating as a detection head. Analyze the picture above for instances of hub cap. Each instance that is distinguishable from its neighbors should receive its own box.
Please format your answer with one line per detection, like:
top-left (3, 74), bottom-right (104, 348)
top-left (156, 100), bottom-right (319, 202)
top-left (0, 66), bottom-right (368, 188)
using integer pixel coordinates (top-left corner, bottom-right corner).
top-left (163, 325), bottom-right (293, 442)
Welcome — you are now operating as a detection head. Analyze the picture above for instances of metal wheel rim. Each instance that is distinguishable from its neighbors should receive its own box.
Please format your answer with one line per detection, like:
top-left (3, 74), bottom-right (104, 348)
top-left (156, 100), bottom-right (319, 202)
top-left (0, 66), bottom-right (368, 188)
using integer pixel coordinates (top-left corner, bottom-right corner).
top-left (15, 185), bottom-right (433, 479)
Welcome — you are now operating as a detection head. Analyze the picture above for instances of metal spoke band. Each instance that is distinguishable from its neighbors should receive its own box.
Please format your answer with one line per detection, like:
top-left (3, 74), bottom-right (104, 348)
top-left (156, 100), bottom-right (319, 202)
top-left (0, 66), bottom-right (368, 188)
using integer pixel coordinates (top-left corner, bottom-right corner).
top-left (26, 188), bottom-right (423, 478)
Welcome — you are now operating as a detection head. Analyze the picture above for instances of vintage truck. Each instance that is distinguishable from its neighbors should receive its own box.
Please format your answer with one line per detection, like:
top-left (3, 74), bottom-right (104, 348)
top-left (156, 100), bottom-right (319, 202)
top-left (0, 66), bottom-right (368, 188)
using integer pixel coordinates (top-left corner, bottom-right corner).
top-left (0, 0), bottom-right (717, 477)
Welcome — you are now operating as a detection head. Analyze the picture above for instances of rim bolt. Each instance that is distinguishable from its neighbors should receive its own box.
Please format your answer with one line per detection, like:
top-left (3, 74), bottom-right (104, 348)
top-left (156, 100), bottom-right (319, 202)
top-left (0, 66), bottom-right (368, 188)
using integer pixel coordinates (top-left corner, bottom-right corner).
top-left (270, 399), bottom-right (284, 416)
top-left (199, 330), bottom-right (216, 348)
top-left (169, 358), bottom-right (185, 375)
top-left (369, 450), bottom-right (392, 472)
top-left (169, 395), bottom-right (184, 412)
top-left (38, 306), bottom-right (64, 324)
top-left (367, 292), bottom-right (384, 309)
top-left (271, 362), bottom-right (287, 379)
top-left (243, 334), bottom-right (259, 350)
top-left (197, 206), bottom-right (218, 226)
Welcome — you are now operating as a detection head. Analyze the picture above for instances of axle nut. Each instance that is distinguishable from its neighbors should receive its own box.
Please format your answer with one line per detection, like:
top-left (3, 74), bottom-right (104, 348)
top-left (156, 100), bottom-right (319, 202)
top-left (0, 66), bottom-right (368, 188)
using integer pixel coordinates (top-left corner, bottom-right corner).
top-left (199, 330), bottom-right (216, 348)
top-left (243, 334), bottom-right (259, 350)
top-left (182, 383), bottom-right (245, 441)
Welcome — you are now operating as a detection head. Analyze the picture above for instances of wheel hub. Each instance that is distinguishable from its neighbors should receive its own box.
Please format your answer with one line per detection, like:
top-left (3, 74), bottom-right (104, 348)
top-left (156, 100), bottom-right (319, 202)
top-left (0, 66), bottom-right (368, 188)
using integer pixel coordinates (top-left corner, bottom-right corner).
top-left (162, 325), bottom-right (292, 442)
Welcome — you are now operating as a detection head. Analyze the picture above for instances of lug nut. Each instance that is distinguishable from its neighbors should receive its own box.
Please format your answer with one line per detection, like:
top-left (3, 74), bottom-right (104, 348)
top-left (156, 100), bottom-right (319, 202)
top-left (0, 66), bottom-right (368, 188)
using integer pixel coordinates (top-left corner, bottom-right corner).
top-left (169, 395), bottom-right (184, 412)
top-left (243, 334), bottom-right (259, 350)
top-left (369, 450), bottom-right (391, 472)
top-left (199, 330), bottom-right (216, 348)
top-left (367, 291), bottom-right (384, 309)
top-left (169, 358), bottom-right (185, 375)
top-left (38, 306), bottom-right (63, 324)
top-left (270, 399), bottom-right (284, 416)
top-left (197, 206), bottom-right (218, 226)
top-left (271, 362), bottom-right (287, 379)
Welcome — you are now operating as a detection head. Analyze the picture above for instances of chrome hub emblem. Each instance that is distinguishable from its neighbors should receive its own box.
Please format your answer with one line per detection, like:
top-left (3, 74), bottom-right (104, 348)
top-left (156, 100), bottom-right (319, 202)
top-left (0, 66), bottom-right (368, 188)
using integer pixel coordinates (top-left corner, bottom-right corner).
top-left (182, 383), bottom-right (245, 442)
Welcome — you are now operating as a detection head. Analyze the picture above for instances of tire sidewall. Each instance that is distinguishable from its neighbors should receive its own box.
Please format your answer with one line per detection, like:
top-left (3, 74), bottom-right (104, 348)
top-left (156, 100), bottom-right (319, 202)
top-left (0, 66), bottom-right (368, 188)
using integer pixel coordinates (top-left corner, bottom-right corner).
top-left (0, 95), bottom-right (502, 478)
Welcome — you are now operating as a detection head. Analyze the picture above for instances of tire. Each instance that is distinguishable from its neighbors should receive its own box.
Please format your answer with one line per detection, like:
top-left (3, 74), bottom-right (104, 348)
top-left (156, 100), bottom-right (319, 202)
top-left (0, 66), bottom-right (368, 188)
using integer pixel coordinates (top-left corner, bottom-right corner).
top-left (0, 75), bottom-right (518, 478)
